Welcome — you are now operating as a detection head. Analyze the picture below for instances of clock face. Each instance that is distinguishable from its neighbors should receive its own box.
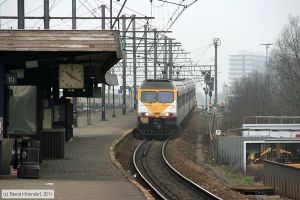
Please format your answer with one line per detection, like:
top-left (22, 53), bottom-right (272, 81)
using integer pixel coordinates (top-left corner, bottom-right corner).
top-left (59, 64), bottom-right (84, 89)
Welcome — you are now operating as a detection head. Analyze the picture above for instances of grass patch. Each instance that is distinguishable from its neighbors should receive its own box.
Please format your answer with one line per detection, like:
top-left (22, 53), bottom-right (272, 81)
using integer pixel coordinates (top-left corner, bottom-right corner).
top-left (233, 175), bottom-right (256, 185)
top-left (241, 176), bottom-right (256, 185)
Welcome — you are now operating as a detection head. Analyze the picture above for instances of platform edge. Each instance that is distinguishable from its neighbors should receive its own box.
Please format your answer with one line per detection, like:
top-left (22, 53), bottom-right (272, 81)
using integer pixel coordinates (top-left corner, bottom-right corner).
top-left (110, 129), bottom-right (154, 200)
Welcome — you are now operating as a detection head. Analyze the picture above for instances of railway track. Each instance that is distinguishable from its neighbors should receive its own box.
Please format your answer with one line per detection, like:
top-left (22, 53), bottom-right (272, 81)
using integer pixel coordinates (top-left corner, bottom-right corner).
top-left (133, 139), bottom-right (222, 200)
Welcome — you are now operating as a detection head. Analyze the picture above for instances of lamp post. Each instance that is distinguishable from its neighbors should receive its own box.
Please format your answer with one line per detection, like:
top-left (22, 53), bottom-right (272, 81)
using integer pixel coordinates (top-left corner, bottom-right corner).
top-left (260, 43), bottom-right (273, 66)
top-left (203, 87), bottom-right (208, 110)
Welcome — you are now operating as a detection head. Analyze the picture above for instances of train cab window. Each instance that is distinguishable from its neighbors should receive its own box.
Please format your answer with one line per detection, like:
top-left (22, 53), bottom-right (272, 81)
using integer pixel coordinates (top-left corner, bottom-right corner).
top-left (158, 91), bottom-right (174, 103)
top-left (141, 91), bottom-right (157, 103)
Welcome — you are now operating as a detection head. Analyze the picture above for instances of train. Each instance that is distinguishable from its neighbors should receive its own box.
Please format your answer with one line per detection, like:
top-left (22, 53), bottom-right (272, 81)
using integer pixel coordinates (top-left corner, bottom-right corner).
top-left (135, 79), bottom-right (196, 138)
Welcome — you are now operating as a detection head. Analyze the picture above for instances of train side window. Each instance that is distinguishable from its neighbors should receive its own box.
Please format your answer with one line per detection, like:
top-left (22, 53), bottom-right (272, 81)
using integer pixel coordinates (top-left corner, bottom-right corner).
top-left (178, 94), bottom-right (181, 107)
top-left (186, 92), bottom-right (188, 103)
top-left (179, 94), bottom-right (182, 107)
top-left (181, 94), bottom-right (183, 106)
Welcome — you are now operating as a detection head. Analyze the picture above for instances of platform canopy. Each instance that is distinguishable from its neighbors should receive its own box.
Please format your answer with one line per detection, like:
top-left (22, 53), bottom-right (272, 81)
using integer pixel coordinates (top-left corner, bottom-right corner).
top-left (0, 30), bottom-right (122, 84)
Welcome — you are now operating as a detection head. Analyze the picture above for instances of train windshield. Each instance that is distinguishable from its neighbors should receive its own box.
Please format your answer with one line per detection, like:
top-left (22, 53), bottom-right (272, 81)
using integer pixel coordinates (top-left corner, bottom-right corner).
top-left (158, 91), bottom-right (174, 103)
top-left (141, 91), bottom-right (157, 103)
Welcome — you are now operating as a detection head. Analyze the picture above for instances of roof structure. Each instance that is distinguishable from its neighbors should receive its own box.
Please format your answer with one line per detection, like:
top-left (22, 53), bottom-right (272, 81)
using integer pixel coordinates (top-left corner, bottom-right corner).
top-left (0, 30), bottom-right (123, 82)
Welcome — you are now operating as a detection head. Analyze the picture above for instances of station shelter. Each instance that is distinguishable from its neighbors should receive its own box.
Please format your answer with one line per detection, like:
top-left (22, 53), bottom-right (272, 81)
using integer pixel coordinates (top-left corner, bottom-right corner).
top-left (0, 29), bottom-right (122, 176)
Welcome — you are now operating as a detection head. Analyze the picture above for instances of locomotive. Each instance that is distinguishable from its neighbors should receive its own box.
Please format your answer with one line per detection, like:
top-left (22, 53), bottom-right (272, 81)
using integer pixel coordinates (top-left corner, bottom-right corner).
top-left (135, 79), bottom-right (196, 138)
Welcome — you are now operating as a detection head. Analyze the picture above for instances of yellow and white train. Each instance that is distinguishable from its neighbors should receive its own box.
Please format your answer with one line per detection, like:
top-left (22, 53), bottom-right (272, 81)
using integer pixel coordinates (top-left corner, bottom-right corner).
top-left (136, 79), bottom-right (196, 137)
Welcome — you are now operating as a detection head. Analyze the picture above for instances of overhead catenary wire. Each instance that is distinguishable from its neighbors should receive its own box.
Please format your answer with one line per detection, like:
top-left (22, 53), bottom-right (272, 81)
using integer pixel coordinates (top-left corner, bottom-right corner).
top-left (0, 0), bottom-right (57, 27)
top-left (0, 0), bottom-right (8, 7)
top-left (31, 0), bottom-right (62, 29)
top-left (0, 0), bottom-right (206, 84)
top-left (194, 43), bottom-right (213, 64)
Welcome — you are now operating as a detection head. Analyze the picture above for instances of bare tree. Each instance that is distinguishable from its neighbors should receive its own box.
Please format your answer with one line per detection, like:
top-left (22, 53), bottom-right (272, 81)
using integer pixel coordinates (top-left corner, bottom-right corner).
top-left (269, 16), bottom-right (300, 109)
top-left (223, 16), bottom-right (300, 130)
top-left (223, 71), bottom-right (276, 128)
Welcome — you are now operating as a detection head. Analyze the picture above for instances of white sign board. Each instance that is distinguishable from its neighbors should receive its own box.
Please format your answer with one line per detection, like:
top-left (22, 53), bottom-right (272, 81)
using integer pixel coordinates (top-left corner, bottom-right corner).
top-left (242, 124), bottom-right (300, 138)
top-left (26, 60), bottom-right (39, 68)
top-left (215, 130), bottom-right (221, 136)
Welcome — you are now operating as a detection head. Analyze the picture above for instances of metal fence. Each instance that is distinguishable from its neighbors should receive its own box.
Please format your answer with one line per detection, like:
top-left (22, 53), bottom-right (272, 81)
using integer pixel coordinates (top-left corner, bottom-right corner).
top-left (217, 136), bottom-right (268, 171)
top-left (264, 160), bottom-right (300, 200)
top-left (217, 136), bottom-right (244, 170)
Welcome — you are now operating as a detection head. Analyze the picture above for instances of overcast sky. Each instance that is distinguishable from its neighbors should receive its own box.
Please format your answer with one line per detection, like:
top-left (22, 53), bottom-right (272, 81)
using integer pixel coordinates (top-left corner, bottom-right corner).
top-left (1, 0), bottom-right (300, 92)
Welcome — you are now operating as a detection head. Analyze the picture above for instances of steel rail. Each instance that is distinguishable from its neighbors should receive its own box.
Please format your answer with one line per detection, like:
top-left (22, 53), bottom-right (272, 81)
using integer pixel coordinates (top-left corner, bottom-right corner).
top-left (133, 139), bottom-right (223, 200)
top-left (162, 140), bottom-right (222, 200)
top-left (133, 140), bottom-right (168, 200)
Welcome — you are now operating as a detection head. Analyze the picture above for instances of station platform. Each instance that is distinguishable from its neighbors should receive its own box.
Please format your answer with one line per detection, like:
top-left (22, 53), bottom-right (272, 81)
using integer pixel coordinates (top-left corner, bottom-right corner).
top-left (0, 109), bottom-right (146, 200)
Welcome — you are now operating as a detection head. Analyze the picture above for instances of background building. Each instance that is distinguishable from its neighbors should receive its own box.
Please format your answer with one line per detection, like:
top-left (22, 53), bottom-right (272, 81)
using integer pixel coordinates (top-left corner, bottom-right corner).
top-left (228, 52), bottom-right (266, 87)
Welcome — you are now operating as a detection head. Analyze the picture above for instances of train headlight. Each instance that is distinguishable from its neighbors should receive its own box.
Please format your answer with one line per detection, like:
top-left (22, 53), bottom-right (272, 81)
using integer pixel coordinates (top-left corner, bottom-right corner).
top-left (141, 112), bottom-right (149, 116)
top-left (164, 112), bottom-right (173, 116)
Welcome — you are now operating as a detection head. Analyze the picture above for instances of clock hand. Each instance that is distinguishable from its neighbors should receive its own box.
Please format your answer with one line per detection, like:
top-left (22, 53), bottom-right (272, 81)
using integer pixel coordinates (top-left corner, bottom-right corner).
top-left (65, 71), bottom-right (81, 82)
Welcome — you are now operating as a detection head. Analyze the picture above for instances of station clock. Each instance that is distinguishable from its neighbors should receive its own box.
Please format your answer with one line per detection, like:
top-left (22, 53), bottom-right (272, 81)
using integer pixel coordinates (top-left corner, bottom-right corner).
top-left (59, 64), bottom-right (84, 89)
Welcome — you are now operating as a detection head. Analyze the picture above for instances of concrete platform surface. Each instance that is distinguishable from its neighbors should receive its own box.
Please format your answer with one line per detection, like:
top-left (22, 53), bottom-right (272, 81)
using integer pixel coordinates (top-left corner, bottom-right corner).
top-left (0, 109), bottom-right (146, 200)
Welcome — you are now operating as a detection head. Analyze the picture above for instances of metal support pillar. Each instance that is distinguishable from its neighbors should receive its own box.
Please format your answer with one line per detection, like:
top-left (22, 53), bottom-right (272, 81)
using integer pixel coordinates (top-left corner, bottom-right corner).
top-left (101, 5), bottom-right (106, 120)
top-left (110, 0), bottom-right (113, 29)
top-left (153, 29), bottom-right (157, 79)
top-left (0, 9), bottom-right (2, 29)
top-left (72, 0), bottom-right (76, 29)
top-left (260, 43), bottom-right (273, 66)
top-left (0, 64), bottom-right (5, 175)
top-left (132, 15), bottom-right (137, 109)
top-left (108, 86), bottom-right (111, 108)
top-left (72, 0), bottom-right (77, 126)
top-left (87, 98), bottom-right (91, 125)
top-left (205, 91), bottom-right (208, 110)
top-left (144, 24), bottom-right (148, 80)
top-left (18, 0), bottom-right (24, 29)
top-left (112, 70), bottom-right (116, 117)
top-left (122, 15), bottom-right (127, 114)
top-left (106, 4), bottom-right (110, 109)
top-left (44, 0), bottom-right (49, 29)
top-left (163, 36), bottom-right (168, 79)
top-left (209, 92), bottom-right (212, 112)
top-left (204, 86), bottom-right (208, 110)
top-left (109, 5), bottom-right (117, 117)
top-left (101, 83), bottom-right (105, 118)
top-left (168, 38), bottom-right (173, 79)
top-left (213, 38), bottom-right (220, 105)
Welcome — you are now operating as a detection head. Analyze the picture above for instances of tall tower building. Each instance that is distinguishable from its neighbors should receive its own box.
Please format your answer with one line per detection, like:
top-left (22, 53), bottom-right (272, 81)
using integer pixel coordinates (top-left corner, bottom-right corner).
top-left (228, 52), bottom-right (265, 87)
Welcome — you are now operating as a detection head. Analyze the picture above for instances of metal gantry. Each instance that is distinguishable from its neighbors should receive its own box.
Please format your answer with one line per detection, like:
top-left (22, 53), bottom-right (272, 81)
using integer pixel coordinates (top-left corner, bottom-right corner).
top-left (0, 0), bottom-right (217, 113)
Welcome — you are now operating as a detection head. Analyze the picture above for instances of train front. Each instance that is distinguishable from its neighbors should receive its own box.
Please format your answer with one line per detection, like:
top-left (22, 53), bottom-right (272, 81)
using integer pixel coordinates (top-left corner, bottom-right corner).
top-left (137, 80), bottom-right (177, 136)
